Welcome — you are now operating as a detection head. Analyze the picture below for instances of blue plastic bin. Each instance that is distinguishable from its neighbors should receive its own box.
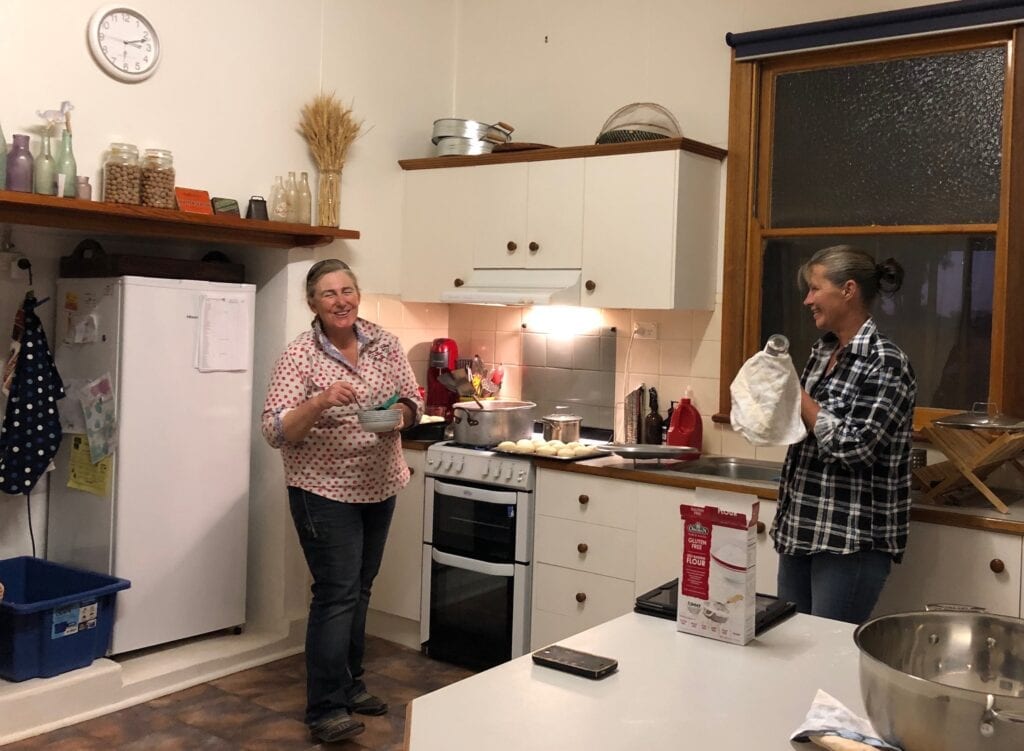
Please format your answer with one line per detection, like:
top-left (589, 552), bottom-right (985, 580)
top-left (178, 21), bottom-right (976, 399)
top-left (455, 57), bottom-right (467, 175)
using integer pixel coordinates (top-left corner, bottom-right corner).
top-left (0, 557), bottom-right (130, 681)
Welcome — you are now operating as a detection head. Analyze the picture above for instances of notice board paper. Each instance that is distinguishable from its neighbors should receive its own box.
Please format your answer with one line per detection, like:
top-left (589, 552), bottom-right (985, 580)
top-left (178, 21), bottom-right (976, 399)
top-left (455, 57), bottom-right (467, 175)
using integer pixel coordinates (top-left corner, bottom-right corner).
top-left (196, 295), bottom-right (250, 372)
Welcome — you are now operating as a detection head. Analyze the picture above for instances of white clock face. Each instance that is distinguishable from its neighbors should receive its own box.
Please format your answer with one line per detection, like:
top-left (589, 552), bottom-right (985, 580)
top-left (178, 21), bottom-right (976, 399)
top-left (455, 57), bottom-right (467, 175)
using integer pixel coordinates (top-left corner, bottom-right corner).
top-left (88, 6), bottom-right (160, 82)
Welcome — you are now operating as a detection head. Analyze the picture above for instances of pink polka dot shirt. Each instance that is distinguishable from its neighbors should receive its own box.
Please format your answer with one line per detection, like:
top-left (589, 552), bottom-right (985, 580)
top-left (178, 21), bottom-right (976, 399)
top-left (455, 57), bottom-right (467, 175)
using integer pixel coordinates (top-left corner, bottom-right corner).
top-left (261, 318), bottom-right (423, 504)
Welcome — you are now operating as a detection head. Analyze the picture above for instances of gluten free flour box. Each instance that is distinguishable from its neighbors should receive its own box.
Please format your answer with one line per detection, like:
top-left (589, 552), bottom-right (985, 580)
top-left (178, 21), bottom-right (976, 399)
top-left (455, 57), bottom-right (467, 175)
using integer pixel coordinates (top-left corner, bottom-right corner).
top-left (678, 493), bottom-right (759, 645)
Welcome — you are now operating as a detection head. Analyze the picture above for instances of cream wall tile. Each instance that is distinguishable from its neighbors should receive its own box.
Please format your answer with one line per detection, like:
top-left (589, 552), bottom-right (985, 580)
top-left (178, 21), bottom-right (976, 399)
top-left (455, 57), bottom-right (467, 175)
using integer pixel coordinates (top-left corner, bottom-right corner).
top-left (449, 329), bottom-right (472, 353)
top-left (701, 417), bottom-right (723, 455)
top-left (403, 301), bottom-right (450, 329)
top-left (754, 444), bottom-right (789, 463)
top-left (658, 375), bottom-right (691, 405)
top-left (604, 309), bottom-right (631, 338)
top-left (660, 340), bottom-right (692, 377)
top-left (691, 339), bottom-right (721, 379)
top-left (630, 340), bottom-right (661, 374)
top-left (377, 296), bottom-right (404, 328)
top-left (465, 305), bottom-right (498, 331)
top-left (688, 377), bottom-right (719, 417)
top-left (693, 302), bottom-right (722, 343)
top-left (398, 328), bottom-right (440, 362)
top-left (496, 306), bottom-right (524, 331)
top-left (658, 310), bottom-right (693, 341)
top-left (502, 364), bottom-right (523, 399)
top-left (495, 330), bottom-right (522, 365)
top-left (468, 332), bottom-right (497, 363)
top-left (358, 293), bottom-right (380, 323)
top-left (720, 425), bottom-right (758, 459)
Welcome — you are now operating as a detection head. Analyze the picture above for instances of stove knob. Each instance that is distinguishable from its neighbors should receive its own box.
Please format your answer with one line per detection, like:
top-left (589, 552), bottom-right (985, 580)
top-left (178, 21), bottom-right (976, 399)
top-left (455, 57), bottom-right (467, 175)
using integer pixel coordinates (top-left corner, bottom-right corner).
top-left (455, 457), bottom-right (464, 473)
top-left (505, 466), bottom-right (513, 480)
top-left (444, 456), bottom-right (453, 471)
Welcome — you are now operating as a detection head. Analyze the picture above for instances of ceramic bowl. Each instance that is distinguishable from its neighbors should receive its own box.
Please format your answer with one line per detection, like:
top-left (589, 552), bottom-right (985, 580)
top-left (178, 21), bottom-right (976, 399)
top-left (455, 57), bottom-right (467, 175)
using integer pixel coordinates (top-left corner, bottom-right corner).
top-left (358, 408), bottom-right (402, 433)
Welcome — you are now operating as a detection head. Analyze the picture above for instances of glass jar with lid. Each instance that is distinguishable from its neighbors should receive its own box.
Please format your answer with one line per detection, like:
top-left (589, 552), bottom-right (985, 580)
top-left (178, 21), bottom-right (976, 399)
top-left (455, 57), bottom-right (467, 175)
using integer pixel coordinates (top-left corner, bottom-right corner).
top-left (140, 148), bottom-right (176, 209)
top-left (103, 142), bottom-right (141, 204)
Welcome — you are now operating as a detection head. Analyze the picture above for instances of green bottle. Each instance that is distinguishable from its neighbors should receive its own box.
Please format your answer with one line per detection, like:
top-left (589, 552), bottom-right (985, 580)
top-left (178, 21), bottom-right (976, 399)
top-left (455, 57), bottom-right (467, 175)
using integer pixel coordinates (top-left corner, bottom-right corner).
top-left (34, 136), bottom-right (56, 196)
top-left (56, 130), bottom-right (77, 197)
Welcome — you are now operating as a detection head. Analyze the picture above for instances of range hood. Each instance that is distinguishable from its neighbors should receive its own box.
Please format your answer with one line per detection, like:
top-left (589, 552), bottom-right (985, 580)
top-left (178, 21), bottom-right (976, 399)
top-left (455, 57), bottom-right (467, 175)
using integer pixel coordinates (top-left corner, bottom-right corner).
top-left (440, 269), bottom-right (582, 306)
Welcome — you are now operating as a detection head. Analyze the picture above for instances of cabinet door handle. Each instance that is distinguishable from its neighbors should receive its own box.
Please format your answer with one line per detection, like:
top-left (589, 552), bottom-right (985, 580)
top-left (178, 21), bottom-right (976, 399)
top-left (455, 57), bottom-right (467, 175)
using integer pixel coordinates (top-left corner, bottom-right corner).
top-left (507, 241), bottom-right (517, 253)
top-left (578, 494), bottom-right (589, 505)
top-left (990, 558), bottom-right (1005, 574)
top-left (575, 592), bottom-right (587, 603)
top-left (756, 521), bottom-right (766, 534)
top-left (454, 278), bottom-right (465, 287)
top-left (585, 280), bottom-right (596, 292)
top-left (577, 542), bottom-right (588, 554)
top-left (529, 241), bottom-right (539, 253)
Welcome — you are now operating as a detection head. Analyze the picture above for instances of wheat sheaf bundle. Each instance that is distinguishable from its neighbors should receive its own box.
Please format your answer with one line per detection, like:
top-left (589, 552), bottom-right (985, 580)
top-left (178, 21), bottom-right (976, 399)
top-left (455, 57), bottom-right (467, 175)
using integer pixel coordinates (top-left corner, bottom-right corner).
top-left (298, 93), bottom-right (364, 171)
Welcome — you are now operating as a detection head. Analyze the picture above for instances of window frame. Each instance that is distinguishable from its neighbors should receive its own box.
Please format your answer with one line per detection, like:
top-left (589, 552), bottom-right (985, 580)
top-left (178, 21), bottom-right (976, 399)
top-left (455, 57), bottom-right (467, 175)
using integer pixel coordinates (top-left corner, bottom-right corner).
top-left (718, 26), bottom-right (1024, 430)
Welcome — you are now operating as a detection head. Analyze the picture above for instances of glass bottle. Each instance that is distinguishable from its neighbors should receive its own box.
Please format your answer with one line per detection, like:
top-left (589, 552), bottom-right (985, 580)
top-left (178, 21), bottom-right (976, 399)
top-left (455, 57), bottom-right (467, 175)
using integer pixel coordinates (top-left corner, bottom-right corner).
top-left (764, 334), bottom-right (790, 356)
top-left (55, 130), bottom-right (77, 197)
top-left (268, 176), bottom-right (288, 222)
top-left (76, 176), bottom-right (92, 201)
top-left (103, 142), bottom-right (141, 204)
top-left (34, 136), bottom-right (56, 195)
top-left (285, 171), bottom-right (299, 222)
top-left (6, 134), bottom-right (33, 192)
top-left (140, 148), bottom-right (176, 208)
top-left (296, 171), bottom-right (312, 224)
top-left (0, 122), bottom-right (7, 190)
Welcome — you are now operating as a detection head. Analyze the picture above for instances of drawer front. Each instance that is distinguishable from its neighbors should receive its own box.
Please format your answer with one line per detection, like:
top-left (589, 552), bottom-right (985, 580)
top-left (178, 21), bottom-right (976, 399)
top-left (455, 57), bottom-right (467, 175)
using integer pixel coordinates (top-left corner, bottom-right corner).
top-left (535, 516), bottom-right (636, 579)
top-left (530, 563), bottom-right (635, 649)
top-left (536, 470), bottom-right (637, 530)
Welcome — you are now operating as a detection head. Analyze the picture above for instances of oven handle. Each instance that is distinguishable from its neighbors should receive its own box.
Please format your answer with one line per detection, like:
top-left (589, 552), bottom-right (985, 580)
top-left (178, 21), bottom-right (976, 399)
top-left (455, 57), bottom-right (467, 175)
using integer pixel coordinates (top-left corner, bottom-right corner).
top-left (432, 548), bottom-right (515, 577)
top-left (432, 479), bottom-right (520, 506)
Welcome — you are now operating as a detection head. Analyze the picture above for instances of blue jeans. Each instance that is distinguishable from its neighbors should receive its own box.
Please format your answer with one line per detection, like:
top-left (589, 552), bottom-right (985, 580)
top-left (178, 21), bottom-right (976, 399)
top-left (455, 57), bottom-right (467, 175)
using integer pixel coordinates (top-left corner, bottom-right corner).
top-left (777, 549), bottom-right (892, 625)
top-left (288, 488), bottom-right (396, 726)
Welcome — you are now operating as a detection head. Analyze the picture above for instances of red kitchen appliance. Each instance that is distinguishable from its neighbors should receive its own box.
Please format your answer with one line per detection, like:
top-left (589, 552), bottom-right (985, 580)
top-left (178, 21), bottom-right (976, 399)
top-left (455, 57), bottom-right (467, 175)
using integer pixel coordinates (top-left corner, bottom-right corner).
top-left (426, 337), bottom-right (459, 419)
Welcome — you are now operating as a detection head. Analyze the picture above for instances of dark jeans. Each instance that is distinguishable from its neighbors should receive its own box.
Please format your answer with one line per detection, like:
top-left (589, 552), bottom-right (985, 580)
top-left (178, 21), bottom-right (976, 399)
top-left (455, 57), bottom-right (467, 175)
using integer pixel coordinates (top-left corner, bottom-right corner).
top-left (777, 549), bottom-right (892, 625)
top-left (288, 487), bottom-right (396, 726)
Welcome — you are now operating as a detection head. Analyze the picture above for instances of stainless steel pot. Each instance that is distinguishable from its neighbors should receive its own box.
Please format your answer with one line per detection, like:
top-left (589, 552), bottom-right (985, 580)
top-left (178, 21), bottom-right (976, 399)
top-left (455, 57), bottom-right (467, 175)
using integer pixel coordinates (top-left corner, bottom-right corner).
top-left (434, 136), bottom-right (496, 157)
top-left (452, 400), bottom-right (536, 447)
top-left (854, 609), bottom-right (1024, 751)
top-left (541, 412), bottom-right (582, 442)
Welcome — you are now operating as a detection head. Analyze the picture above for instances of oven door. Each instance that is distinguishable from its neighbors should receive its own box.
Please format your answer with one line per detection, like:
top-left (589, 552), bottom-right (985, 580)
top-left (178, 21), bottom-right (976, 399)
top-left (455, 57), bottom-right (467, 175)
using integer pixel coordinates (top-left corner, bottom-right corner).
top-left (428, 479), bottom-right (519, 564)
top-left (421, 547), bottom-right (530, 670)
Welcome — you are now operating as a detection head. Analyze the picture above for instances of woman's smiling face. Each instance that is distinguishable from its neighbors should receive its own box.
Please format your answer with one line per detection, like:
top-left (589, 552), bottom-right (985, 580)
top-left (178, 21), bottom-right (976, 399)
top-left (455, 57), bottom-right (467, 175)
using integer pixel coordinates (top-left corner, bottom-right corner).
top-left (309, 269), bottom-right (361, 335)
top-left (802, 263), bottom-right (853, 333)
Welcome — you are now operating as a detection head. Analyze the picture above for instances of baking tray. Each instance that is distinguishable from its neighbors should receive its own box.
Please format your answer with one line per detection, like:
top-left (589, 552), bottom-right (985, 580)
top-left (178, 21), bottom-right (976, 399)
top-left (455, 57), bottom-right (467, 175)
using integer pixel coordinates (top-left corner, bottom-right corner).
top-left (492, 447), bottom-right (600, 462)
top-left (594, 443), bottom-right (699, 460)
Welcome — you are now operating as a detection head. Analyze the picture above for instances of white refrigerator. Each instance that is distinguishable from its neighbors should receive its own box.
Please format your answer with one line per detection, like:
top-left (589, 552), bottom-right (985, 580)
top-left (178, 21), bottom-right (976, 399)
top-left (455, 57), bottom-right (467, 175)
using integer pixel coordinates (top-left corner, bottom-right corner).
top-left (47, 275), bottom-right (255, 655)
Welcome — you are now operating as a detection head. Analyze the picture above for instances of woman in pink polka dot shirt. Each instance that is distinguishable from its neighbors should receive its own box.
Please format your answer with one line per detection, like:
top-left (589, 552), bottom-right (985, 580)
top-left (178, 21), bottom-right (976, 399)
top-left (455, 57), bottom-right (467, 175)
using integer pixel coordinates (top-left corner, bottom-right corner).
top-left (261, 258), bottom-right (423, 744)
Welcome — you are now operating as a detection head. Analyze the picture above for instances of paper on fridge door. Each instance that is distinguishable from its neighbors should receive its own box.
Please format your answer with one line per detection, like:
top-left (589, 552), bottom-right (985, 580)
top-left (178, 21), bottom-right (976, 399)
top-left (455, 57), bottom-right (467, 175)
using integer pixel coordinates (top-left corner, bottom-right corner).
top-left (196, 295), bottom-right (250, 372)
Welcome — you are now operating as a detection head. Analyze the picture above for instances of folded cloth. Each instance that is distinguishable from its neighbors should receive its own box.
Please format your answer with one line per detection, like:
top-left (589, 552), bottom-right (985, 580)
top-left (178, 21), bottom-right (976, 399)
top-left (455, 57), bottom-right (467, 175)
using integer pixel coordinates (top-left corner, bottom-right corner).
top-left (791, 690), bottom-right (901, 751)
top-left (729, 349), bottom-right (806, 446)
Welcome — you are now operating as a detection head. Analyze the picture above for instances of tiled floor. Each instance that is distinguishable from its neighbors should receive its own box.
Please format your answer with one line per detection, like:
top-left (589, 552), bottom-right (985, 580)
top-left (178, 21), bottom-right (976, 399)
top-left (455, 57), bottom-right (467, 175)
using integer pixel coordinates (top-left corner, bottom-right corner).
top-left (5, 636), bottom-right (474, 750)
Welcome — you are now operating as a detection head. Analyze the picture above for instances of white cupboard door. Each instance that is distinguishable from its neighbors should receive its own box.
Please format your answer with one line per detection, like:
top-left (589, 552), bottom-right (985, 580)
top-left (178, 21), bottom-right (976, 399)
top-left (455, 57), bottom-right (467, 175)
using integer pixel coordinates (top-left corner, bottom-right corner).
top-left (582, 150), bottom-right (678, 309)
top-left (872, 523), bottom-right (1023, 619)
top-left (467, 163), bottom-right (529, 269)
top-left (400, 170), bottom-right (475, 302)
top-left (371, 450), bottom-right (425, 621)
top-left (525, 159), bottom-right (584, 269)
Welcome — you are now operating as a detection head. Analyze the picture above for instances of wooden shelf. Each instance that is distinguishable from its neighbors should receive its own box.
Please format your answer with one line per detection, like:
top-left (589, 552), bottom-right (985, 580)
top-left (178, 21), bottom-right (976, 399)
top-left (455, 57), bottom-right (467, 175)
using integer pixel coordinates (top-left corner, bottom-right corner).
top-left (0, 190), bottom-right (359, 248)
top-left (398, 137), bottom-right (728, 170)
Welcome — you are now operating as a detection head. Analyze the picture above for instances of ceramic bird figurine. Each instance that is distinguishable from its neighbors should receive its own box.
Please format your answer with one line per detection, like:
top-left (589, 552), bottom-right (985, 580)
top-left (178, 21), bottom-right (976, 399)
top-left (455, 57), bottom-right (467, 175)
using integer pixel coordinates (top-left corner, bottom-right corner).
top-left (36, 101), bottom-right (74, 131)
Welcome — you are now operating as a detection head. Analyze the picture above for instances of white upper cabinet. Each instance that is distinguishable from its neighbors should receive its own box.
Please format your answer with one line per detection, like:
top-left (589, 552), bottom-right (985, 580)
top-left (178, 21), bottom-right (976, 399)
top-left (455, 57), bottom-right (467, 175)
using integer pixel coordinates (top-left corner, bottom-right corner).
top-left (581, 149), bottom-right (720, 310)
top-left (400, 168), bottom-right (475, 303)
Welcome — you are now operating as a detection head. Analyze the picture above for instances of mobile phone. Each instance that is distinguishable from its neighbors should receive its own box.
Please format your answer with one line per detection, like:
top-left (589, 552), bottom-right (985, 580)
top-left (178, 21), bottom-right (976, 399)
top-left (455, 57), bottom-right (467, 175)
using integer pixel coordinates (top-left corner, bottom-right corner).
top-left (531, 645), bottom-right (618, 679)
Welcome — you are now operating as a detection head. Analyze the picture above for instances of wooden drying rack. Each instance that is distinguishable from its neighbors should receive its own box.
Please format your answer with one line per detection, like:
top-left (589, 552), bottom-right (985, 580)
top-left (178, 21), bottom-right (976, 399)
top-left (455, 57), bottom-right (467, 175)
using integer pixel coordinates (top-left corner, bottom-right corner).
top-left (914, 425), bottom-right (1024, 513)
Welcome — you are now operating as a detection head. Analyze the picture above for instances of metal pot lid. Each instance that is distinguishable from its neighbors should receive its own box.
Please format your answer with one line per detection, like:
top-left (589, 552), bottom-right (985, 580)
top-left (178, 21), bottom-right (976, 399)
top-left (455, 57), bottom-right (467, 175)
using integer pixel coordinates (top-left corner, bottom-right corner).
top-left (542, 413), bottom-right (581, 423)
top-left (594, 443), bottom-right (699, 460)
top-left (933, 409), bottom-right (1024, 430)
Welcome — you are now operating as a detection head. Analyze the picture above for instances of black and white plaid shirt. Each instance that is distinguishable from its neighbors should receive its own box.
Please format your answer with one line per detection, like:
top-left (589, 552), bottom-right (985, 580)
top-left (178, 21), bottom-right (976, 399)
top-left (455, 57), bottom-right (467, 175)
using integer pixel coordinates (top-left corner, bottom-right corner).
top-left (772, 318), bottom-right (917, 562)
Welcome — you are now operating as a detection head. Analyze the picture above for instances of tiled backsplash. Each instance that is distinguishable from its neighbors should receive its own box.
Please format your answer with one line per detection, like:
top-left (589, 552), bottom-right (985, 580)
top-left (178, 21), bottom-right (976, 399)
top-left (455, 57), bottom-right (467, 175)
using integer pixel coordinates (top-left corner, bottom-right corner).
top-left (360, 294), bottom-right (786, 462)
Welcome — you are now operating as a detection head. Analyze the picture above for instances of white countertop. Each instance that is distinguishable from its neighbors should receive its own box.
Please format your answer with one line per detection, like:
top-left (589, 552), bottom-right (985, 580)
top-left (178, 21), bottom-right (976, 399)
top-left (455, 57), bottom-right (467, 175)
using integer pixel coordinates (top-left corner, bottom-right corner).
top-left (407, 612), bottom-right (864, 750)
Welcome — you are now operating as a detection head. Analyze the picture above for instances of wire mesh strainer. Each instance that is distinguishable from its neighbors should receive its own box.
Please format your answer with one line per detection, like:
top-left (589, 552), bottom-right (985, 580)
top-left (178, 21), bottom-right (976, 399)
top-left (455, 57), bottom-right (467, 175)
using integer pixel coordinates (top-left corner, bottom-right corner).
top-left (595, 102), bottom-right (682, 144)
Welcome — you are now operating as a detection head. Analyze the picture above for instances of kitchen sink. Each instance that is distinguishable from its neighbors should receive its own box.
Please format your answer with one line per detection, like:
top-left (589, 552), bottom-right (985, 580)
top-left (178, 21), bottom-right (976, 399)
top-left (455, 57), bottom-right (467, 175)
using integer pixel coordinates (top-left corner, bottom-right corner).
top-left (635, 456), bottom-right (783, 484)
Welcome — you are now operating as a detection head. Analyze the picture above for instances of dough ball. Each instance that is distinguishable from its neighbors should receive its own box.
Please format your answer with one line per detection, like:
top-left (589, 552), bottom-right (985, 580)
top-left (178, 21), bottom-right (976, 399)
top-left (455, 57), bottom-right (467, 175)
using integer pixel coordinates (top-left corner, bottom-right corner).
top-left (532, 437), bottom-right (546, 446)
top-left (516, 438), bottom-right (535, 449)
top-left (535, 445), bottom-right (558, 456)
top-left (566, 441), bottom-right (582, 450)
top-left (557, 447), bottom-right (576, 458)
top-left (497, 441), bottom-right (517, 452)
top-left (547, 440), bottom-right (565, 449)
top-left (572, 445), bottom-right (595, 457)
top-left (517, 441), bottom-right (536, 453)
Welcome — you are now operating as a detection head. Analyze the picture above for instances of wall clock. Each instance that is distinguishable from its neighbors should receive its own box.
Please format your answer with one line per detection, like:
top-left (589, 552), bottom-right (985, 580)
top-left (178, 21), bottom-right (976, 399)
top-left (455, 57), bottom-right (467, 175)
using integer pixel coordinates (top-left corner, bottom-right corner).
top-left (87, 5), bottom-right (161, 82)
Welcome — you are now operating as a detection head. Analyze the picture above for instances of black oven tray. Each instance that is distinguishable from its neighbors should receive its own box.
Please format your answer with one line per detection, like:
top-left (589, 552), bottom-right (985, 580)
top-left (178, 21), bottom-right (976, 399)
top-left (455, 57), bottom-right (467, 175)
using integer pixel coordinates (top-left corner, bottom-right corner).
top-left (634, 579), bottom-right (796, 636)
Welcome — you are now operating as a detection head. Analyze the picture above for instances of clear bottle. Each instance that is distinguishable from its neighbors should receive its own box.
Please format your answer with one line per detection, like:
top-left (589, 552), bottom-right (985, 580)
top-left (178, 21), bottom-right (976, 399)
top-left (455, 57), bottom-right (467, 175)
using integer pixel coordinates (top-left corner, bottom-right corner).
top-left (296, 171), bottom-right (312, 224)
top-left (764, 334), bottom-right (790, 356)
top-left (6, 134), bottom-right (33, 192)
top-left (268, 176), bottom-right (288, 222)
top-left (55, 130), bottom-right (77, 197)
top-left (0, 121), bottom-right (7, 190)
top-left (103, 142), bottom-right (141, 204)
top-left (76, 176), bottom-right (92, 201)
top-left (285, 171), bottom-right (299, 222)
top-left (140, 148), bottom-right (176, 208)
top-left (34, 136), bottom-right (56, 195)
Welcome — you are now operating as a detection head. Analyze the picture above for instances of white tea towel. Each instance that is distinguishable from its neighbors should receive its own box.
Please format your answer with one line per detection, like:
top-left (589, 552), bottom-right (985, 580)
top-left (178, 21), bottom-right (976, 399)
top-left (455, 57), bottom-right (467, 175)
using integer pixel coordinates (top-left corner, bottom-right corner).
top-left (791, 690), bottom-right (901, 750)
top-left (729, 350), bottom-right (806, 446)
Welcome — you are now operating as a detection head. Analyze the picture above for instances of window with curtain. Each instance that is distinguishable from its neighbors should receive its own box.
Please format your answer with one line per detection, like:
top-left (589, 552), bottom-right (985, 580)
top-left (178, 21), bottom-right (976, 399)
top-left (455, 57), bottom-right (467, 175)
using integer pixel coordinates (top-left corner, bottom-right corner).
top-left (720, 28), bottom-right (1024, 424)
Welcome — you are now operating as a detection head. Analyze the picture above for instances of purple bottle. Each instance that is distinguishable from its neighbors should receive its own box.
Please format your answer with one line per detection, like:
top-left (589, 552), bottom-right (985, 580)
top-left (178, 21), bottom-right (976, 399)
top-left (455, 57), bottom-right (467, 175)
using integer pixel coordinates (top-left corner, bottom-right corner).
top-left (6, 134), bottom-right (33, 192)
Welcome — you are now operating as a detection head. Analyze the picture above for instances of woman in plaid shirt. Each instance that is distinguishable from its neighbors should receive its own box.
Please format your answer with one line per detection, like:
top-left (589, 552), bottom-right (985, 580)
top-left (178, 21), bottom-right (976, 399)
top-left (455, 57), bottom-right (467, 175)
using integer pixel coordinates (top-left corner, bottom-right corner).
top-left (773, 245), bottom-right (916, 624)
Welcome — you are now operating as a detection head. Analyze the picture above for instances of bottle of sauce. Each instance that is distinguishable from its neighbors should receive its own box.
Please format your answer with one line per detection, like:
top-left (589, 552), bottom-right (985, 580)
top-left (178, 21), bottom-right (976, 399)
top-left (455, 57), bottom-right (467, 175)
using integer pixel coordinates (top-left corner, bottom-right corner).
top-left (643, 387), bottom-right (662, 445)
top-left (667, 387), bottom-right (702, 456)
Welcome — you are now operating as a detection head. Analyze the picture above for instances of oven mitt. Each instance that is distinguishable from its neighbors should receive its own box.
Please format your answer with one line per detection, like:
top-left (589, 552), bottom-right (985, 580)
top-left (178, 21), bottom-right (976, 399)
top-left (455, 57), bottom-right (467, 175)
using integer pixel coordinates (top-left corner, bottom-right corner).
top-left (791, 690), bottom-right (901, 751)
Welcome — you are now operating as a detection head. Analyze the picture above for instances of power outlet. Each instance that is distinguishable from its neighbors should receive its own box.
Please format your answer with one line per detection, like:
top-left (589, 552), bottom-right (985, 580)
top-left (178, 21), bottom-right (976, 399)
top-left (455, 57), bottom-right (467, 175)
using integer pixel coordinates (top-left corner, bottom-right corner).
top-left (633, 321), bottom-right (658, 340)
top-left (1, 252), bottom-right (28, 280)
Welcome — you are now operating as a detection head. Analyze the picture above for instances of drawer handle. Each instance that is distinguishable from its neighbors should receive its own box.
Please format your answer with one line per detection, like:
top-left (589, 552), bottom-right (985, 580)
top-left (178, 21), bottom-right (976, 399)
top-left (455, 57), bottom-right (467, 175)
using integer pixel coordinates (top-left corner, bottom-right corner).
top-left (507, 241), bottom-right (517, 253)
top-left (756, 521), bottom-right (766, 535)
top-left (575, 592), bottom-right (587, 603)
top-left (990, 558), bottom-right (1005, 574)
top-left (578, 494), bottom-right (589, 505)
top-left (454, 278), bottom-right (465, 287)
top-left (577, 542), bottom-right (588, 554)
top-left (529, 241), bottom-right (539, 252)
top-left (585, 280), bottom-right (596, 292)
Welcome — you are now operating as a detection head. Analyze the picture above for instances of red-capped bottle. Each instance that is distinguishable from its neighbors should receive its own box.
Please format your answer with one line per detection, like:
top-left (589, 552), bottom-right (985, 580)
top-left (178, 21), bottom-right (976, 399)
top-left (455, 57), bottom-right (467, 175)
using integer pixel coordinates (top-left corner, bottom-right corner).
top-left (667, 391), bottom-right (702, 457)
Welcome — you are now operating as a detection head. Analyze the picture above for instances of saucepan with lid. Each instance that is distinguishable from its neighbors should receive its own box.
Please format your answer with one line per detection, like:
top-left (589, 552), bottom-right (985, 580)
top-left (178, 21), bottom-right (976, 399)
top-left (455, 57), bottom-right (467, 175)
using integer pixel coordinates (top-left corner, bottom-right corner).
top-left (540, 406), bottom-right (582, 442)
